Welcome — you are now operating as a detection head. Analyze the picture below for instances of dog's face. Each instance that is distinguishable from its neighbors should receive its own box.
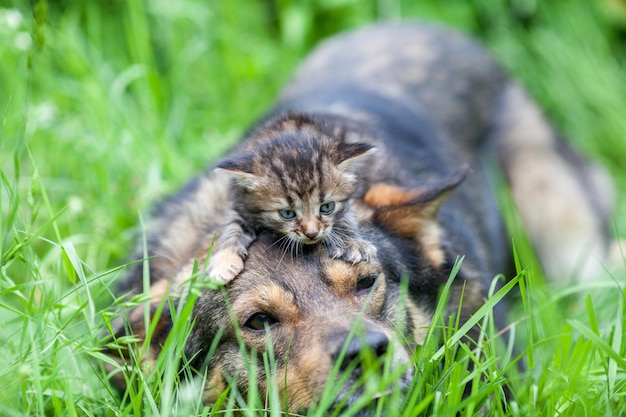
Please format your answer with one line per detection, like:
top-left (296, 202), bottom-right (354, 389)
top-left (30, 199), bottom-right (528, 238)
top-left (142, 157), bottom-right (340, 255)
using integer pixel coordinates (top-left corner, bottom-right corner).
top-left (185, 230), bottom-right (436, 414)
top-left (184, 175), bottom-right (472, 413)
top-left (108, 174), bottom-right (467, 413)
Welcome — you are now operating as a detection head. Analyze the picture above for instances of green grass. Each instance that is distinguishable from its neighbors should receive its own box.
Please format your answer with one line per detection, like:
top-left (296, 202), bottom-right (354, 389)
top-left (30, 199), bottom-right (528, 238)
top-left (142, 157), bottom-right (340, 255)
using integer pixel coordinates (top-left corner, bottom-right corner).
top-left (1, 0), bottom-right (625, 416)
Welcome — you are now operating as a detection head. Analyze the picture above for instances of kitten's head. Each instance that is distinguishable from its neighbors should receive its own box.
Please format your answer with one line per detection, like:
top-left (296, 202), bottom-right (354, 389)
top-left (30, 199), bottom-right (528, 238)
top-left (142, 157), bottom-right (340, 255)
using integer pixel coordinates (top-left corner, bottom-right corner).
top-left (216, 115), bottom-right (374, 245)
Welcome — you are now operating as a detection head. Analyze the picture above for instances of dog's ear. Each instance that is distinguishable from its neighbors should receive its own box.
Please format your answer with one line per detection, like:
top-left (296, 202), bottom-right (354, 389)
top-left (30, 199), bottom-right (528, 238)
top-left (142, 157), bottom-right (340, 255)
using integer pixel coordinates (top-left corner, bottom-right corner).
top-left (360, 167), bottom-right (468, 267)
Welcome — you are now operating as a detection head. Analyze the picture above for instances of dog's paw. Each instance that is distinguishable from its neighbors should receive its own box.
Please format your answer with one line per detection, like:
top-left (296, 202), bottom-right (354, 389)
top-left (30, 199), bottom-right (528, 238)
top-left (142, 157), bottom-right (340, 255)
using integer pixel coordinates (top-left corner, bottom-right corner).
top-left (207, 249), bottom-right (245, 283)
top-left (328, 238), bottom-right (377, 264)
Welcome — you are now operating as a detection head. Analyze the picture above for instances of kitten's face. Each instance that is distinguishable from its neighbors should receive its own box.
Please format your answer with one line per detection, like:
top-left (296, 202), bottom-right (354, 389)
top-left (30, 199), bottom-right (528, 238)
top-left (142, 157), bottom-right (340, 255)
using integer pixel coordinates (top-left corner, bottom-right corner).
top-left (277, 200), bottom-right (337, 243)
top-left (216, 115), bottom-right (374, 247)
top-left (257, 185), bottom-right (347, 245)
top-left (238, 149), bottom-right (358, 247)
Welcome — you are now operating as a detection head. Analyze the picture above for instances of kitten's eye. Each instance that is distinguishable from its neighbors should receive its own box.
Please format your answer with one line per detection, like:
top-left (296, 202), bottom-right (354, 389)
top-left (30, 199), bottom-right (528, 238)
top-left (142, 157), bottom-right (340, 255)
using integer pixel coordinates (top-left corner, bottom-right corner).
top-left (356, 274), bottom-right (379, 293)
top-left (278, 209), bottom-right (296, 220)
top-left (319, 201), bottom-right (335, 215)
top-left (243, 312), bottom-right (280, 331)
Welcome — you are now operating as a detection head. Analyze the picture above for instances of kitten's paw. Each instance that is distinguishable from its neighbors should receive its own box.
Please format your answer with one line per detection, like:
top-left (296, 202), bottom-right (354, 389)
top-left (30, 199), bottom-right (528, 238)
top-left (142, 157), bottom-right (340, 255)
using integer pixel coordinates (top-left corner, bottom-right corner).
top-left (207, 249), bottom-right (245, 283)
top-left (329, 239), bottom-right (378, 264)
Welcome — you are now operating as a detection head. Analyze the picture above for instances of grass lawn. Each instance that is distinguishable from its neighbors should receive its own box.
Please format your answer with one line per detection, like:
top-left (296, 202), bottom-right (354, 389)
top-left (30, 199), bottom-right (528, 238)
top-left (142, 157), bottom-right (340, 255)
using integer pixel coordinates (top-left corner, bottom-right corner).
top-left (1, 0), bottom-right (625, 415)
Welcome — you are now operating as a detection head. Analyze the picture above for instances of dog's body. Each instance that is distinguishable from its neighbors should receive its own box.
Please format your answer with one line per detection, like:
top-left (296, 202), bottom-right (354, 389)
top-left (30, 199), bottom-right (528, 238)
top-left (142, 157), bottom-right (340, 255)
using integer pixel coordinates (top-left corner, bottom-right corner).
top-left (111, 22), bottom-right (614, 414)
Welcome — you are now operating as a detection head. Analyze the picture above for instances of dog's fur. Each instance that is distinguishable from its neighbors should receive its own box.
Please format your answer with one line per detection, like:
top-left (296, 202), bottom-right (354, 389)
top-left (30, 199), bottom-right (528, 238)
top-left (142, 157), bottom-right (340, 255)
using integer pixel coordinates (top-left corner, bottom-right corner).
top-left (108, 22), bottom-right (614, 414)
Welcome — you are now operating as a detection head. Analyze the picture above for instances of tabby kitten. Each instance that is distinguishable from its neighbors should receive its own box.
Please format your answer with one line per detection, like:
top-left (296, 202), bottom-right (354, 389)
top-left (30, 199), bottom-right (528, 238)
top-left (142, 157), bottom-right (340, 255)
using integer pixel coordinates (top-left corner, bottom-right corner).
top-left (207, 114), bottom-right (376, 283)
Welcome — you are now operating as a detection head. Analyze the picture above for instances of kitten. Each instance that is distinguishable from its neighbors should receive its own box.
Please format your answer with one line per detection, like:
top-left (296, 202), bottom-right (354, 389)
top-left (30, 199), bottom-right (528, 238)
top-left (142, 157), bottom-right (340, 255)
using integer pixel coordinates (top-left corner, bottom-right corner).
top-left (207, 114), bottom-right (377, 283)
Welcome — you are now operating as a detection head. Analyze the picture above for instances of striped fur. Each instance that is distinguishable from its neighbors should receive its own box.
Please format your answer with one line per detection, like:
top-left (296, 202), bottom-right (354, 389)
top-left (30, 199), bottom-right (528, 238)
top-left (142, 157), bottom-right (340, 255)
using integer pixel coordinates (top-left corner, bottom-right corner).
top-left (208, 114), bottom-right (377, 282)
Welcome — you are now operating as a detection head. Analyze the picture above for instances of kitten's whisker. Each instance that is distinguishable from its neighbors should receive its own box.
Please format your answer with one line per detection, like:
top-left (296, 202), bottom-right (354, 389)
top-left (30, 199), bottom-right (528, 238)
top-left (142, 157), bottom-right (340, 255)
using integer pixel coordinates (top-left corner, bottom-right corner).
top-left (274, 235), bottom-right (304, 270)
top-left (328, 225), bottom-right (354, 236)
top-left (285, 238), bottom-right (295, 260)
top-left (326, 231), bottom-right (347, 251)
top-left (284, 237), bottom-right (296, 257)
top-left (263, 235), bottom-right (293, 272)
top-left (265, 235), bottom-right (291, 265)
top-left (276, 241), bottom-right (289, 270)
top-left (291, 240), bottom-right (302, 260)
top-left (263, 234), bottom-right (291, 254)
top-left (276, 254), bottom-right (286, 270)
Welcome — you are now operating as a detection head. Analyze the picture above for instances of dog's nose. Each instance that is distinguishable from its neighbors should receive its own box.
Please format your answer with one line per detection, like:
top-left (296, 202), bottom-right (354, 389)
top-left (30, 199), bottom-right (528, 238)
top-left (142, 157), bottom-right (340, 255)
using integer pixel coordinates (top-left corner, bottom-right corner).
top-left (333, 330), bottom-right (389, 373)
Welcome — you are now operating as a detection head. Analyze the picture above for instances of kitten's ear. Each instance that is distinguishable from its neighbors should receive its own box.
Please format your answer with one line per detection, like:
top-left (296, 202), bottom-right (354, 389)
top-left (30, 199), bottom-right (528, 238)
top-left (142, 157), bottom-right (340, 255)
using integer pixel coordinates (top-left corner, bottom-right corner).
top-left (215, 155), bottom-right (261, 189)
top-left (359, 167), bottom-right (468, 267)
top-left (336, 142), bottom-right (376, 174)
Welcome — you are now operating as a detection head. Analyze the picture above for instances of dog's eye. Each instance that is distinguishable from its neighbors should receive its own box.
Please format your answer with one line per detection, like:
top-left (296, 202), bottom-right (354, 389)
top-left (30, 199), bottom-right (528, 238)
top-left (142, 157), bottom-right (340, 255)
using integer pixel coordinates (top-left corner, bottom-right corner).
top-left (243, 312), bottom-right (279, 331)
top-left (356, 274), bottom-right (378, 293)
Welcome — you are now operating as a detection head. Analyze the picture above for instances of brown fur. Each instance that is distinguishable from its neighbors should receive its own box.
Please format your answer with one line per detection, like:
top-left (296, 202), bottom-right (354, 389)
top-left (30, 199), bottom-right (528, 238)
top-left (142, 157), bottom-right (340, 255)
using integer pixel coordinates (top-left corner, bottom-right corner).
top-left (187, 234), bottom-right (418, 412)
top-left (362, 169), bottom-right (467, 267)
top-left (493, 83), bottom-right (614, 283)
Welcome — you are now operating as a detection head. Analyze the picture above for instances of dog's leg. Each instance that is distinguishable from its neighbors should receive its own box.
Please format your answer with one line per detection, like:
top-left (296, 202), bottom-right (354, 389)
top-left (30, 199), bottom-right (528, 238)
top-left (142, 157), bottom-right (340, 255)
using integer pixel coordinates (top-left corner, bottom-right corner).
top-left (493, 83), bottom-right (615, 283)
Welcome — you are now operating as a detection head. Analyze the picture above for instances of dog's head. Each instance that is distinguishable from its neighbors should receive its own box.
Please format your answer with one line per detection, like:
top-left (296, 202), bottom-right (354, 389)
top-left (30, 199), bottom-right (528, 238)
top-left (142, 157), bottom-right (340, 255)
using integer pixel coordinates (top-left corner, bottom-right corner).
top-left (185, 231), bottom-right (430, 414)
top-left (109, 169), bottom-right (473, 414)
top-left (183, 171), bottom-right (470, 413)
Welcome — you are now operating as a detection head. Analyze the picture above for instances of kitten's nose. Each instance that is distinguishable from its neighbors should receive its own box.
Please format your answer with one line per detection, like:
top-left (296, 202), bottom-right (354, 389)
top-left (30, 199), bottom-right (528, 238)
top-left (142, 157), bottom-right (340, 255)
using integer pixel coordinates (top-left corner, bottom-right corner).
top-left (304, 230), bottom-right (319, 239)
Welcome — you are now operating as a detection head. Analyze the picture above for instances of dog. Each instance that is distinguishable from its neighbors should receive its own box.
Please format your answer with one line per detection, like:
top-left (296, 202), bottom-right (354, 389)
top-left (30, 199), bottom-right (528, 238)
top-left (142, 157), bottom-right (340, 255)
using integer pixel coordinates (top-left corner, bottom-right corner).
top-left (107, 21), bottom-right (614, 415)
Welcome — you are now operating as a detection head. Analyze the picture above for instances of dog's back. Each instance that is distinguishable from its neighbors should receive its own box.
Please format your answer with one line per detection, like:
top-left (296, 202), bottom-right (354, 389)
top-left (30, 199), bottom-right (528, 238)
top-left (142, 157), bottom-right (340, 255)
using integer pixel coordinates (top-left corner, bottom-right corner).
top-left (276, 21), bottom-right (614, 284)
top-left (279, 22), bottom-right (506, 151)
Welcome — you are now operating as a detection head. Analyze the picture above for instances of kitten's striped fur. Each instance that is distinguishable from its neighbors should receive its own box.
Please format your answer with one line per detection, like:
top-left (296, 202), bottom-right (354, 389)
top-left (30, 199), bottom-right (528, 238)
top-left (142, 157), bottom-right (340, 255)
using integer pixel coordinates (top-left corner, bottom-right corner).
top-left (208, 114), bottom-right (376, 282)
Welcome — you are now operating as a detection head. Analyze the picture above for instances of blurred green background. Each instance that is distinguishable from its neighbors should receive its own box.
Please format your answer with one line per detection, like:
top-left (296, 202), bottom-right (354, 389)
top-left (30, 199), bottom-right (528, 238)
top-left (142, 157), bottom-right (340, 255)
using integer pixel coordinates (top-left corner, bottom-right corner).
top-left (0, 0), bottom-right (625, 415)
top-left (1, 1), bottom-right (624, 271)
